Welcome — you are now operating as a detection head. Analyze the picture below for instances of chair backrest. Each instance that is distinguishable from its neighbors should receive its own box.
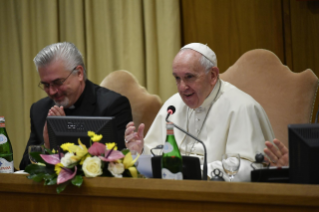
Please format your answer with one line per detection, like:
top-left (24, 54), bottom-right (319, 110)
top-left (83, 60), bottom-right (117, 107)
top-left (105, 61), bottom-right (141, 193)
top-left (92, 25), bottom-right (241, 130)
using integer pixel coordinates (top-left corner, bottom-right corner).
top-left (220, 49), bottom-right (319, 147)
top-left (100, 70), bottom-right (162, 136)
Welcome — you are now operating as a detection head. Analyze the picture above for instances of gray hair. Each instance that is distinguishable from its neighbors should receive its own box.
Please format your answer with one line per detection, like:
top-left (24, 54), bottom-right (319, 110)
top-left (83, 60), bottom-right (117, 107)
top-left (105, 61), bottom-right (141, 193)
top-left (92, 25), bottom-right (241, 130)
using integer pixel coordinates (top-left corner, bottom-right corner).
top-left (179, 48), bottom-right (216, 74)
top-left (33, 42), bottom-right (87, 80)
top-left (200, 55), bottom-right (215, 73)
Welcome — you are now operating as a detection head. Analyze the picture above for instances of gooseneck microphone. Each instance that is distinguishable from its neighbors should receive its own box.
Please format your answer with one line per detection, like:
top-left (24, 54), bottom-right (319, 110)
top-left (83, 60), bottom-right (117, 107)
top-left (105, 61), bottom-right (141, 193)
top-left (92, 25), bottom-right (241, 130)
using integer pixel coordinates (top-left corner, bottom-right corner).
top-left (166, 105), bottom-right (208, 181)
top-left (166, 106), bottom-right (176, 121)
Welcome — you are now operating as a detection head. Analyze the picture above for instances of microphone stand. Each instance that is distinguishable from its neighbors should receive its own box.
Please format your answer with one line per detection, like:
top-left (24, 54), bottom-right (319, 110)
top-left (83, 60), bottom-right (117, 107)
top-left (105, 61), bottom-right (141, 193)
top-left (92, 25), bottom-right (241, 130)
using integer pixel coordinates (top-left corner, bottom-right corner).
top-left (166, 113), bottom-right (208, 181)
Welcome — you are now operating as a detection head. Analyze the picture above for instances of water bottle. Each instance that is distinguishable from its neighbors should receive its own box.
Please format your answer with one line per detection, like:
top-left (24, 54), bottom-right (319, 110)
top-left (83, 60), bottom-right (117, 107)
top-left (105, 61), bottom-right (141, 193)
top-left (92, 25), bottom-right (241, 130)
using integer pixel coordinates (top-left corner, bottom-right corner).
top-left (0, 116), bottom-right (14, 173)
top-left (161, 122), bottom-right (183, 180)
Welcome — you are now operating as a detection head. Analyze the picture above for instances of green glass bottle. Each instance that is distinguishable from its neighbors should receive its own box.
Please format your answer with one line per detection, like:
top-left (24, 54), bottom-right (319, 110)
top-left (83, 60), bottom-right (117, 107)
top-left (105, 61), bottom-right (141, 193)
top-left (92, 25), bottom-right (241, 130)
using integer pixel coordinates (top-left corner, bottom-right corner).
top-left (161, 122), bottom-right (183, 180)
top-left (0, 116), bottom-right (14, 173)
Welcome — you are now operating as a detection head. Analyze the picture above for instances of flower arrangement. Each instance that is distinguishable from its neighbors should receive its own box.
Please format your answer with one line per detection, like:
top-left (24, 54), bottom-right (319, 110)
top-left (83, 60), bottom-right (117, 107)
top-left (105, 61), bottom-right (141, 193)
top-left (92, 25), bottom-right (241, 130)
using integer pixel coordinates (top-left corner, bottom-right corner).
top-left (25, 131), bottom-right (139, 193)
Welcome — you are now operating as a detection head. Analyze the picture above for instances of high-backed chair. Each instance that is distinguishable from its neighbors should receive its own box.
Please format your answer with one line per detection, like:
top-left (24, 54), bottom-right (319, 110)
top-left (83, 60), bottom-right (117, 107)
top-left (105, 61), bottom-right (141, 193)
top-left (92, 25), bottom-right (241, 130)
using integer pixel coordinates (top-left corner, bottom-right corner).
top-left (220, 49), bottom-right (319, 147)
top-left (100, 70), bottom-right (162, 136)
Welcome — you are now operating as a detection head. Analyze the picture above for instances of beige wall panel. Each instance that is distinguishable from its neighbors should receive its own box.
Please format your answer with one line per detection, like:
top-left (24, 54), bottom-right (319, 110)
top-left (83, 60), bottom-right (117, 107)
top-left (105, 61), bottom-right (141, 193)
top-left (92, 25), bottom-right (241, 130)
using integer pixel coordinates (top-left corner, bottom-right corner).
top-left (181, 0), bottom-right (284, 72)
top-left (290, 1), bottom-right (319, 75)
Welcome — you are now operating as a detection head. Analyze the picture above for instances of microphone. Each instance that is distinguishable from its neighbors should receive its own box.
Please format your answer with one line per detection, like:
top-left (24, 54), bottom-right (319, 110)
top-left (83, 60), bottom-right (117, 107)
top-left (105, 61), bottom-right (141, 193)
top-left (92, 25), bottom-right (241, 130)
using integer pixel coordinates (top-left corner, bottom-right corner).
top-left (166, 106), bottom-right (208, 181)
top-left (166, 106), bottom-right (176, 122)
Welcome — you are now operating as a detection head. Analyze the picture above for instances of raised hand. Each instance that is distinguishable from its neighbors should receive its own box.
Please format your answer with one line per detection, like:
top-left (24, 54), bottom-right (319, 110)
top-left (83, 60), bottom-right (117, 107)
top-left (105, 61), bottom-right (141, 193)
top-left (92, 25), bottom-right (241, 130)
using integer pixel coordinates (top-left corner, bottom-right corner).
top-left (124, 121), bottom-right (145, 154)
top-left (48, 105), bottom-right (66, 116)
top-left (43, 106), bottom-right (65, 149)
top-left (264, 138), bottom-right (289, 167)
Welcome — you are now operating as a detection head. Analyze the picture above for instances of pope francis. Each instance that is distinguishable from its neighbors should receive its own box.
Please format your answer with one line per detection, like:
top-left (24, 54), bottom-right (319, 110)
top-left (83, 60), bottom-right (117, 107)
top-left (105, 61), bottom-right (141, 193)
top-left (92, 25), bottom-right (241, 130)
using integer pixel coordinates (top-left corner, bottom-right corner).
top-left (124, 43), bottom-right (275, 181)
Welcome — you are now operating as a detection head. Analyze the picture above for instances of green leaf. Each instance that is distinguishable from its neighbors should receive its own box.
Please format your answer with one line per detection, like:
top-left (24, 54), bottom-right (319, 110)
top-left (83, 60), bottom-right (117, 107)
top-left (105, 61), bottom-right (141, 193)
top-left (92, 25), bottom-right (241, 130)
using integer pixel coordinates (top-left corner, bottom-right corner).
top-left (43, 173), bottom-right (57, 185)
top-left (29, 152), bottom-right (45, 163)
top-left (43, 173), bottom-right (56, 180)
top-left (25, 164), bottom-right (42, 174)
top-left (45, 177), bottom-right (57, 185)
top-left (25, 163), bottom-right (55, 175)
top-left (56, 181), bottom-right (70, 194)
top-left (121, 149), bottom-right (130, 155)
top-left (71, 175), bottom-right (83, 187)
top-left (44, 146), bottom-right (54, 154)
top-left (27, 173), bottom-right (45, 182)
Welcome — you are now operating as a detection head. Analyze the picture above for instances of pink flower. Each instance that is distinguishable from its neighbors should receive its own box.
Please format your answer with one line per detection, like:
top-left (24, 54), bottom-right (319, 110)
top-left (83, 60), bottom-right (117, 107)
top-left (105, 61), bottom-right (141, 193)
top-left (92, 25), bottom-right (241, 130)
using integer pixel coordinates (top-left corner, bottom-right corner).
top-left (88, 142), bottom-right (106, 156)
top-left (88, 142), bottom-right (125, 162)
top-left (57, 166), bottom-right (77, 184)
top-left (40, 153), bottom-right (76, 184)
top-left (41, 154), bottom-right (62, 165)
top-left (99, 149), bottom-right (124, 162)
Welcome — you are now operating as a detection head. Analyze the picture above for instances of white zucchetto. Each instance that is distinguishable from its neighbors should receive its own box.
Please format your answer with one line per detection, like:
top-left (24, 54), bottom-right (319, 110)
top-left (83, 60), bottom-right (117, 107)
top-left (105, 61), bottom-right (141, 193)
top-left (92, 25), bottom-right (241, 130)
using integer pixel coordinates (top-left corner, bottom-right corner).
top-left (181, 43), bottom-right (217, 67)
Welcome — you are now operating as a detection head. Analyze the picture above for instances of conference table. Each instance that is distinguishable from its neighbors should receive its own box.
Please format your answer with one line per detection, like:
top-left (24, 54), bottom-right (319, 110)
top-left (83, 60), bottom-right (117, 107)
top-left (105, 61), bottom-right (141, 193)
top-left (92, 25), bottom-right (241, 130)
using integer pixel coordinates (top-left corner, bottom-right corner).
top-left (1, 173), bottom-right (319, 211)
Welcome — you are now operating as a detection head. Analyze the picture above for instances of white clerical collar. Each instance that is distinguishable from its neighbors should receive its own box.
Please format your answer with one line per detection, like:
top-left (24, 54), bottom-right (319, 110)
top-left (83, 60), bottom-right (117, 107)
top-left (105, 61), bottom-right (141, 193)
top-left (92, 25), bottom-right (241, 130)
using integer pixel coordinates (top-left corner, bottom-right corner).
top-left (191, 79), bottom-right (221, 112)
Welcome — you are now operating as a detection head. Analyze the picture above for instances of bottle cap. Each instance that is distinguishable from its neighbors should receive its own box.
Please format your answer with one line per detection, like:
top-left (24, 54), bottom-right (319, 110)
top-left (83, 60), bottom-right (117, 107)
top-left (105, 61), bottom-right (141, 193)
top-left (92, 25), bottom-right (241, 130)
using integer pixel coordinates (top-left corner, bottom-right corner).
top-left (0, 116), bottom-right (4, 122)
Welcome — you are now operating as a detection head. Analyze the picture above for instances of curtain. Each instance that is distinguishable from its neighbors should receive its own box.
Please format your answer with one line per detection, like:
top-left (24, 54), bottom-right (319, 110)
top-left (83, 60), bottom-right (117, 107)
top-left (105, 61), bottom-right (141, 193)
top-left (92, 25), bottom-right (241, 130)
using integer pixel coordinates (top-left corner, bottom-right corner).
top-left (0, 0), bottom-right (180, 169)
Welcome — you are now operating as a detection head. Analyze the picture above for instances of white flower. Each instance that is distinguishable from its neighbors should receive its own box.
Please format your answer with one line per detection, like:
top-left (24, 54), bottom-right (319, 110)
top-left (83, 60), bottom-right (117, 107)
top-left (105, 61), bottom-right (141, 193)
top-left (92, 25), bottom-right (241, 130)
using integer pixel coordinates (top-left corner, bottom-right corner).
top-left (108, 162), bottom-right (125, 178)
top-left (82, 156), bottom-right (103, 177)
top-left (61, 152), bottom-right (77, 167)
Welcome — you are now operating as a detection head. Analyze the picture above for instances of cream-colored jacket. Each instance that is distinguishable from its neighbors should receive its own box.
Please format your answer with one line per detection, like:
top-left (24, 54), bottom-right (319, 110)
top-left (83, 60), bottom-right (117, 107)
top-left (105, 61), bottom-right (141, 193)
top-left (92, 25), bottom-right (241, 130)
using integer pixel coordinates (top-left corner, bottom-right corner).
top-left (144, 80), bottom-right (275, 181)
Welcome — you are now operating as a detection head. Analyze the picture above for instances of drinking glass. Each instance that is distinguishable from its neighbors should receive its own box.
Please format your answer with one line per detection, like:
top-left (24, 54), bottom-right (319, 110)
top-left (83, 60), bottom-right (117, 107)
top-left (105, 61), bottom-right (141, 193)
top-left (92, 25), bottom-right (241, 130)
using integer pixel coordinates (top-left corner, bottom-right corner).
top-left (28, 145), bottom-right (45, 164)
top-left (222, 153), bottom-right (241, 182)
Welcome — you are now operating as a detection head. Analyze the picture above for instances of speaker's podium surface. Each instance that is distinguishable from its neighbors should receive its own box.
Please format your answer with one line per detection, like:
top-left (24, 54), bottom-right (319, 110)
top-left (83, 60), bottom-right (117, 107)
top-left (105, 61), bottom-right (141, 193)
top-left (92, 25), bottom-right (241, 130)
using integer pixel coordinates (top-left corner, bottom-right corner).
top-left (1, 173), bottom-right (319, 211)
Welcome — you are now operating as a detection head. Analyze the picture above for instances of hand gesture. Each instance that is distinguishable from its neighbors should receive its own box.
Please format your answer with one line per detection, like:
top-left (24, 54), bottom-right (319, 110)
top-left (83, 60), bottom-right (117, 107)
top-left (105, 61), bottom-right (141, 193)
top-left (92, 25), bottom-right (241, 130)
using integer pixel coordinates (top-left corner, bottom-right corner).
top-left (43, 106), bottom-right (65, 149)
top-left (264, 138), bottom-right (289, 167)
top-left (124, 121), bottom-right (145, 155)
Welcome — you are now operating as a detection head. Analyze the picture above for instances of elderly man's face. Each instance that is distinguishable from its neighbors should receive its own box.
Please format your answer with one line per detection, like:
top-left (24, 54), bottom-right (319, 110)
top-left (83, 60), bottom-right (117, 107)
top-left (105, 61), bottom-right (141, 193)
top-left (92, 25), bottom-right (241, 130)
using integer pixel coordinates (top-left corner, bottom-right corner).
top-left (172, 50), bottom-right (218, 109)
top-left (38, 60), bottom-right (85, 108)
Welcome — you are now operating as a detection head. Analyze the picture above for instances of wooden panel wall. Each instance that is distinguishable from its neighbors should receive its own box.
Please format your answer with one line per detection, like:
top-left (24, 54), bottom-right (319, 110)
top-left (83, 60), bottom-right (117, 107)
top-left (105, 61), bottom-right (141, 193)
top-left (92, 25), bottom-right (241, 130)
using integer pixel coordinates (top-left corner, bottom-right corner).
top-left (181, 0), bottom-right (284, 73)
top-left (289, 0), bottom-right (319, 75)
top-left (181, 0), bottom-right (319, 76)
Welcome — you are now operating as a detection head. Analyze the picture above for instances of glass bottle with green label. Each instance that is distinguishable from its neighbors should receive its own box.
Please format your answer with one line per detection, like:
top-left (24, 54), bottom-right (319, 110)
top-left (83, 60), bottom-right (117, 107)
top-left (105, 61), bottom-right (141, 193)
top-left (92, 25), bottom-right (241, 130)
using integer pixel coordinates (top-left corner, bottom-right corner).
top-left (0, 116), bottom-right (14, 173)
top-left (161, 122), bottom-right (183, 180)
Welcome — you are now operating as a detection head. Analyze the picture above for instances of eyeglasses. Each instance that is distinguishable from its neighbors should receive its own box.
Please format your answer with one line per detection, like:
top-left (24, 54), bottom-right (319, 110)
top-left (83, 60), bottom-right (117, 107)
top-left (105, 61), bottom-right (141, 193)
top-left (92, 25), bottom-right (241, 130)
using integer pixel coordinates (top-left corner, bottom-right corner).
top-left (38, 67), bottom-right (77, 90)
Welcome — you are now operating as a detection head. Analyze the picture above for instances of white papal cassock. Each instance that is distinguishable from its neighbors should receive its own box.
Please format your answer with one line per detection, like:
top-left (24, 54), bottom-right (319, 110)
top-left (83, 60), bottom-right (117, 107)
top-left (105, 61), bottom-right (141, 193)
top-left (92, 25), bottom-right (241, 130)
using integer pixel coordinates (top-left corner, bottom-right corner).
top-left (143, 79), bottom-right (275, 181)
